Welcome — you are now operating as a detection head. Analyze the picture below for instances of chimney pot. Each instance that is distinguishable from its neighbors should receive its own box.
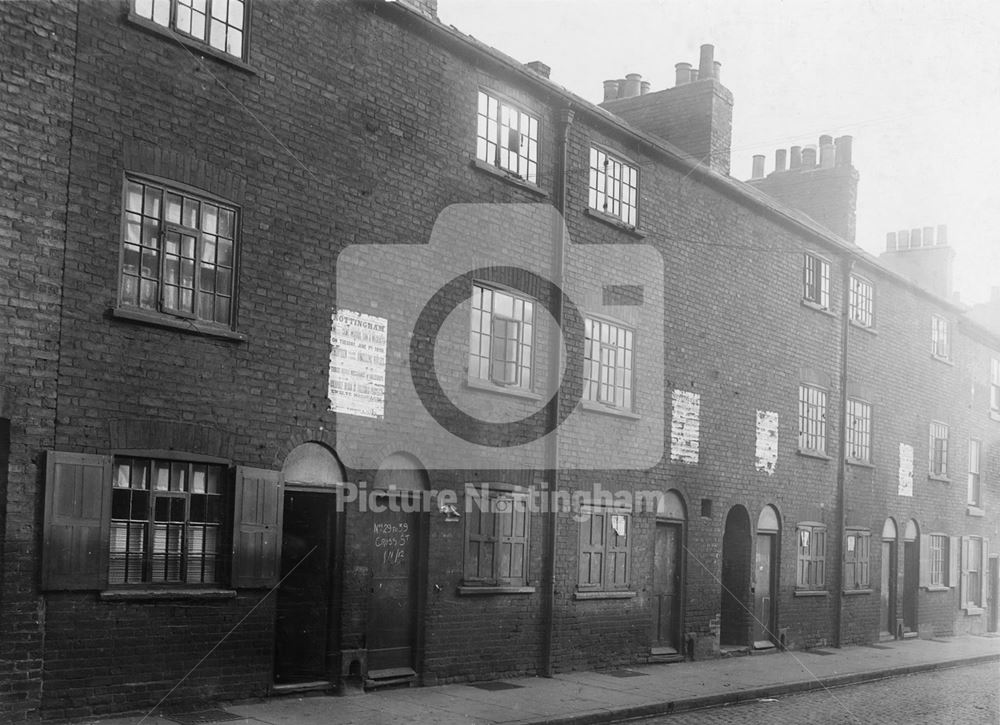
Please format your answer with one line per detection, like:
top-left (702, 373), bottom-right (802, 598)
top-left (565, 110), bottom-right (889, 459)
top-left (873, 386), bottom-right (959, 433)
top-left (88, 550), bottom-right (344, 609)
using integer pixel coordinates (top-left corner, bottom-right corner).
top-left (674, 62), bottom-right (692, 86)
top-left (819, 135), bottom-right (835, 168)
top-left (713, 60), bottom-right (722, 81)
top-left (525, 60), bottom-right (550, 78)
top-left (922, 226), bottom-right (935, 247)
top-left (751, 154), bottom-right (766, 179)
top-left (898, 229), bottom-right (910, 249)
top-left (886, 231), bottom-right (897, 251)
top-left (790, 146), bottom-right (802, 169)
top-left (698, 44), bottom-right (715, 81)
top-left (910, 228), bottom-right (922, 247)
top-left (617, 78), bottom-right (627, 98)
top-left (623, 73), bottom-right (642, 98)
top-left (640, 80), bottom-right (651, 95)
top-left (775, 148), bottom-right (787, 172)
top-left (835, 135), bottom-right (853, 167)
top-left (802, 145), bottom-right (817, 166)
top-left (602, 79), bottom-right (620, 102)
top-left (937, 224), bottom-right (948, 245)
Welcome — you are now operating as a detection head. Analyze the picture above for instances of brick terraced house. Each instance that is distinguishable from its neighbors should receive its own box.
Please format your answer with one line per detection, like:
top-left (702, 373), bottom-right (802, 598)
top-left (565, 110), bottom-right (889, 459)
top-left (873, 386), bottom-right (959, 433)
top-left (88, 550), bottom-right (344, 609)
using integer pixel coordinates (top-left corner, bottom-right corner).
top-left (1, 0), bottom-right (997, 720)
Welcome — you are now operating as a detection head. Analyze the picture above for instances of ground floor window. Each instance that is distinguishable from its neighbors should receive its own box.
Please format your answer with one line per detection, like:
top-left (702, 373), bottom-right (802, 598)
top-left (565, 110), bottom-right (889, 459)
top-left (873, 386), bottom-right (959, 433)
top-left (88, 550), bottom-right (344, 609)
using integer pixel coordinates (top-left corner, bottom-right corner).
top-left (578, 505), bottom-right (631, 592)
top-left (843, 529), bottom-right (870, 590)
top-left (464, 486), bottom-right (529, 587)
top-left (796, 522), bottom-right (826, 590)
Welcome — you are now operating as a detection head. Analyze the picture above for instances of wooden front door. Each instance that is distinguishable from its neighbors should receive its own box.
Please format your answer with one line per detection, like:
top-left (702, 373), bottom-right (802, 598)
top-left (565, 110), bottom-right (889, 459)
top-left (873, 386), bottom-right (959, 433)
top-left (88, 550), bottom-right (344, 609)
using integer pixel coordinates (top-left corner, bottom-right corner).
top-left (652, 521), bottom-right (682, 652)
top-left (367, 502), bottom-right (420, 673)
top-left (753, 534), bottom-right (776, 647)
top-left (274, 490), bottom-right (335, 683)
top-left (880, 541), bottom-right (896, 637)
top-left (902, 539), bottom-right (919, 633)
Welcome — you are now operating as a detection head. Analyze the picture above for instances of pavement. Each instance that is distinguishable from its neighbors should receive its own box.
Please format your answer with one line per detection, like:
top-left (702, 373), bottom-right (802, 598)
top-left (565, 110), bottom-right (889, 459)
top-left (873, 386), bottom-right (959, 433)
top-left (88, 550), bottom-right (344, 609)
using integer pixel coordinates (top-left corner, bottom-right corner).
top-left (67, 634), bottom-right (1000, 725)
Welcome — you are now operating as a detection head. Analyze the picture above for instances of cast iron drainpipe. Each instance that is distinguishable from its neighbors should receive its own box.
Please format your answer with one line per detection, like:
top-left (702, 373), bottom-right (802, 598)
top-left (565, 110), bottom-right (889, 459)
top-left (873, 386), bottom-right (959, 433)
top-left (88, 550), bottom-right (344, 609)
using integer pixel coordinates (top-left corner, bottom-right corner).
top-left (834, 257), bottom-right (855, 648)
top-left (541, 106), bottom-right (575, 678)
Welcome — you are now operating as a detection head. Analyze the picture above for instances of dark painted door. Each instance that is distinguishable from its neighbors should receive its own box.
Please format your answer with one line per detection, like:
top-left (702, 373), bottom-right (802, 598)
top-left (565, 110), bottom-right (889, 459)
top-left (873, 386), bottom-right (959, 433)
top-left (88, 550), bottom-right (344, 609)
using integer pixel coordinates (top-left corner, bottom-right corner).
top-left (988, 557), bottom-right (998, 633)
top-left (720, 508), bottom-right (751, 647)
top-left (367, 503), bottom-right (419, 671)
top-left (880, 541), bottom-right (896, 636)
top-left (652, 522), bottom-right (681, 651)
top-left (274, 491), bottom-right (335, 683)
top-left (753, 534), bottom-right (775, 646)
top-left (902, 539), bottom-right (919, 632)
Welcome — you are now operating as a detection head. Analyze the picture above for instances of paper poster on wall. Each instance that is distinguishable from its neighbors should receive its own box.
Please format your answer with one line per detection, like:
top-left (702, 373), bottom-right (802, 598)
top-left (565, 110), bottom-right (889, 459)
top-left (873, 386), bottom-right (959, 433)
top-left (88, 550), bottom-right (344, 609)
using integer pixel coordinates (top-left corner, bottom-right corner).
top-left (328, 309), bottom-right (387, 418)
top-left (897, 443), bottom-right (914, 497)
top-left (670, 390), bottom-right (701, 463)
top-left (755, 410), bottom-right (779, 474)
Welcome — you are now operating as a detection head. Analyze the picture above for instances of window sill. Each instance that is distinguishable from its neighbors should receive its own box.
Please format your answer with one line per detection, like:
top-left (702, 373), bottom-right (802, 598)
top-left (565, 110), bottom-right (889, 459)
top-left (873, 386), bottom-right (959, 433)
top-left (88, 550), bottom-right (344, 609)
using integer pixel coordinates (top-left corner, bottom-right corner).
top-left (842, 588), bottom-right (873, 596)
top-left (849, 319), bottom-right (877, 335)
top-left (797, 448), bottom-right (831, 461)
top-left (928, 474), bottom-right (951, 484)
top-left (126, 13), bottom-right (258, 75)
top-left (930, 353), bottom-right (953, 366)
top-left (924, 585), bottom-right (950, 592)
top-left (574, 590), bottom-right (636, 600)
top-left (966, 505), bottom-right (985, 517)
top-left (580, 400), bottom-right (640, 420)
top-left (582, 208), bottom-right (646, 238)
top-left (471, 159), bottom-right (548, 197)
top-left (465, 376), bottom-right (542, 401)
top-left (963, 606), bottom-right (985, 616)
top-left (112, 307), bottom-right (247, 342)
top-left (801, 299), bottom-right (835, 317)
top-left (458, 585), bottom-right (535, 596)
top-left (100, 588), bottom-right (237, 602)
top-left (846, 458), bottom-right (875, 469)
top-left (794, 589), bottom-right (828, 598)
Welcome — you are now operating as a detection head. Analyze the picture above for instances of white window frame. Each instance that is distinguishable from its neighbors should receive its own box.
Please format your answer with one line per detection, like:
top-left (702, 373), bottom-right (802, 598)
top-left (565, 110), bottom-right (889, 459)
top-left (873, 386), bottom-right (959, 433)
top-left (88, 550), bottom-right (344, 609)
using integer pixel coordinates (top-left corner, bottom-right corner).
top-left (968, 438), bottom-right (982, 506)
top-left (990, 358), bottom-right (1000, 417)
top-left (469, 282), bottom-right (534, 391)
top-left (583, 317), bottom-right (634, 411)
top-left (798, 384), bottom-right (827, 454)
top-left (848, 274), bottom-right (874, 328)
top-left (476, 90), bottom-right (539, 184)
top-left (931, 315), bottom-right (950, 360)
top-left (961, 536), bottom-right (987, 611)
top-left (803, 252), bottom-right (830, 309)
top-left (588, 147), bottom-right (639, 227)
top-left (929, 421), bottom-right (949, 478)
top-left (846, 398), bottom-right (872, 463)
top-left (132, 0), bottom-right (248, 59)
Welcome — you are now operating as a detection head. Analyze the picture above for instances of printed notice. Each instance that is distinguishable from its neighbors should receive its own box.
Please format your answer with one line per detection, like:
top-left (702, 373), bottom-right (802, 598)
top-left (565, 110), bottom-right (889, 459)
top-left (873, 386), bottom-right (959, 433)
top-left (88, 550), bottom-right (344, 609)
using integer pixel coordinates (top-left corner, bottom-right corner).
top-left (670, 389), bottom-right (701, 464)
top-left (898, 443), bottom-right (914, 497)
top-left (755, 410), bottom-right (779, 475)
top-left (329, 309), bottom-right (387, 418)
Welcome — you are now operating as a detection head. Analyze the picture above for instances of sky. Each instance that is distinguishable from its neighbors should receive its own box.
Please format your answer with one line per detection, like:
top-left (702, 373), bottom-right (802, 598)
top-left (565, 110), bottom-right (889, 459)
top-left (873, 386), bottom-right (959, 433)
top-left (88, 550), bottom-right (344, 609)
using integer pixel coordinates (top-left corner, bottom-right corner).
top-left (437, 0), bottom-right (1000, 307)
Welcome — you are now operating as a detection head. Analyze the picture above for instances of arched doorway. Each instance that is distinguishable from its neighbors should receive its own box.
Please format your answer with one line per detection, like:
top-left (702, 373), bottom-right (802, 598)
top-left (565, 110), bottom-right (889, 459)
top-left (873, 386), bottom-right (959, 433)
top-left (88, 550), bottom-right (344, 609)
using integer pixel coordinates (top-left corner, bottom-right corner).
top-left (901, 519), bottom-right (919, 636)
top-left (753, 506), bottom-right (781, 649)
top-left (880, 518), bottom-right (898, 639)
top-left (652, 491), bottom-right (686, 655)
top-left (275, 442), bottom-right (345, 685)
top-left (367, 452), bottom-right (429, 684)
top-left (721, 505), bottom-right (752, 648)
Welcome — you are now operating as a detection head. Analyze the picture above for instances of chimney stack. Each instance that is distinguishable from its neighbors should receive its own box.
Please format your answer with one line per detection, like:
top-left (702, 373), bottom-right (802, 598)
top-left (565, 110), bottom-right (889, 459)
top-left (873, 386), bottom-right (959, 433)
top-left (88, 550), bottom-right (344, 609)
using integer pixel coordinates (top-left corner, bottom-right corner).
top-left (789, 146), bottom-right (802, 169)
top-left (525, 60), bottom-right (551, 79)
top-left (775, 148), bottom-right (787, 172)
top-left (598, 44), bottom-right (733, 175)
top-left (819, 135), bottom-right (835, 168)
top-left (879, 222), bottom-right (955, 299)
top-left (751, 154), bottom-right (766, 179)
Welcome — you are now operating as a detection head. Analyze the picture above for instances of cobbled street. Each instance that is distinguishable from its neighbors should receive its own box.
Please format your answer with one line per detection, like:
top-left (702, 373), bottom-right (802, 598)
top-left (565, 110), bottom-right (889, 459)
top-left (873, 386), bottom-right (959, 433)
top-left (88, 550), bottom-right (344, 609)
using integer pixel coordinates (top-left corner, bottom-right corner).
top-left (638, 661), bottom-right (1000, 724)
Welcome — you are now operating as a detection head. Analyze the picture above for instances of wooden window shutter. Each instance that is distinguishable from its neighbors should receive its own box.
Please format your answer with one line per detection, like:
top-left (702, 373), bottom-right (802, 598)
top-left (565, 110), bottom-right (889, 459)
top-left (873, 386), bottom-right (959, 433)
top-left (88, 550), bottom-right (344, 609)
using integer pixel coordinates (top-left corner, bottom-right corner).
top-left (918, 534), bottom-right (930, 588)
top-left (960, 536), bottom-right (969, 609)
top-left (981, 538), bottom-right (991, 609)
top-left (948, 536), bottom-right (960, 588)
top-left (232, 466), bottom-right (284, 588)
top-left (42, 451), bottom-right (112, 590)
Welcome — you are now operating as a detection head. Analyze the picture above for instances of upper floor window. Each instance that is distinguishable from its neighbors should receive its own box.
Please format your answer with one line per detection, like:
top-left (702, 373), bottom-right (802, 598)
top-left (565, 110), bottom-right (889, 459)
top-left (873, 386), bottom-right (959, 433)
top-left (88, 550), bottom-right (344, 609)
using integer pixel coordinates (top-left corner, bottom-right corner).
top-left (991, 359), bottom-right (1000, 416)
top-left (796, 522), bottom-right (826, 590)
top-left (798, 383), bottom-right (827, 454)
top-left (929, 421), bottom-right (949, 478)
top-left (848, 274), bottom-right (874, 327)
top-left (476, 90), bottom-right (538, 184)
top-left (583, 318), bottom-right (633, 411)
top-left (931, 315), bottom-right (950, 360)
top-left (469, 283), bottom-right (533, 390)
top-left (120, 177), bottom-right (237, 328)
top-left (133, 0), bottom-right (247, 59)
top-left (802, 252), bottom-right (830, 309)
top-left (588, 148), bottom-right (638, 227)
top-left (846, 398), bottom-right (872, 463)
top-left (968, 439), bottom-right (981, 506)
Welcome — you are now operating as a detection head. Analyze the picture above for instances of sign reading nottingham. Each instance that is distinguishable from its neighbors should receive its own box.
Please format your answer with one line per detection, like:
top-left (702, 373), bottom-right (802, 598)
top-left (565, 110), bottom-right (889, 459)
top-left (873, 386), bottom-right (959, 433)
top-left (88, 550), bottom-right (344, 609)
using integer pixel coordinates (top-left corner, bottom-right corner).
top-left (329, 309), bottom-right (387, 418)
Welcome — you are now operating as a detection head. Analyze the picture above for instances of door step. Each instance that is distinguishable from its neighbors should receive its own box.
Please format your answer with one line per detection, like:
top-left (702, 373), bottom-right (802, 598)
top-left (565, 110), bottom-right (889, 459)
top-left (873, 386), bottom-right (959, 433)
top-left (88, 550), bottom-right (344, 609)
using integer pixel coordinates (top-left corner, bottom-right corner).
top-left (271, 680), bottom-right (331, 695)
top-left (365, 667), bottom-right (417, 689)
top-left (649, 646), bottom-right (683, 663)
top-left (752, 640), bottom-right (777, 651)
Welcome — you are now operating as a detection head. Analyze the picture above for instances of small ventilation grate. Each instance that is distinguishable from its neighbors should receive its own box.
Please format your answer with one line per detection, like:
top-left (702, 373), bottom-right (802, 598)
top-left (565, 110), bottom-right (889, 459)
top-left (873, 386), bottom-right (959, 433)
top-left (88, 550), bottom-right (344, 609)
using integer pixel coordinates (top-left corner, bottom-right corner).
top-left (468, 681), bottom-right (524, 691)
top-left (164, 710), bottom-right (244, 725)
